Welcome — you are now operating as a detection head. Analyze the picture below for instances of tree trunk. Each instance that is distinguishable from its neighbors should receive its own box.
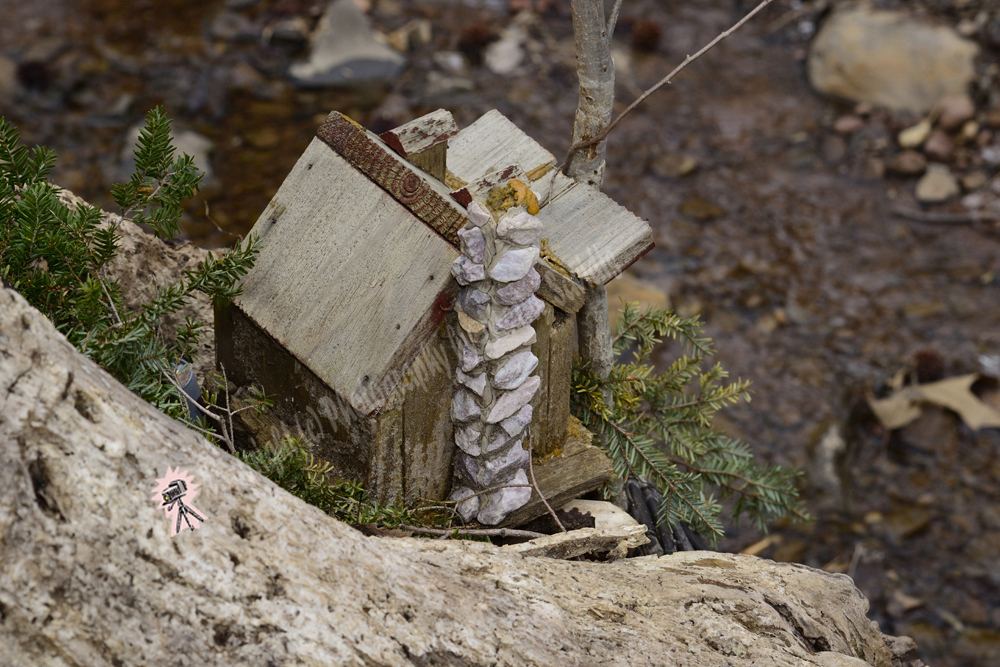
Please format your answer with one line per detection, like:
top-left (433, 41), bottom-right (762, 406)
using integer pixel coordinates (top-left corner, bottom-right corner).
top-left (0, 285), bottom-right (907, 667)
top-left (568, 0), bottom-right (616, 399)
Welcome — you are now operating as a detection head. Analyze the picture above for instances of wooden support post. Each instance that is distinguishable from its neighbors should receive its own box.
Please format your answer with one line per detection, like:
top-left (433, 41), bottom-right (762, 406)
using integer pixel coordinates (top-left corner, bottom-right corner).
top-left (380, 108), bottom-right (459, 182)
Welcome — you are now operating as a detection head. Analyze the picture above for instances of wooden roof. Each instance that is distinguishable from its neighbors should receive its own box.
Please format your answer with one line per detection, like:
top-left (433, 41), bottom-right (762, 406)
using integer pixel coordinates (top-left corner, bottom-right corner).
top-left (447, 111), bottom-right (654, 286)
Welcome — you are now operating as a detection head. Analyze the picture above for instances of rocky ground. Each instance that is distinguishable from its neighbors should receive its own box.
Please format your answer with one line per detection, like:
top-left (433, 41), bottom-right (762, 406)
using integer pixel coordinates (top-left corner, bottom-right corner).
top-left (3, 0), bottom-right (1000, 664)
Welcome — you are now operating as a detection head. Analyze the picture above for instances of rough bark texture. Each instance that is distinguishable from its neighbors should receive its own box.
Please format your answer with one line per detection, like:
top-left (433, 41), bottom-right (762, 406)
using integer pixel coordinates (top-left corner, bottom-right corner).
top-left (568, 0), bottom-right (616, 393)
top-left (0, 284), bottom-right (912, 666)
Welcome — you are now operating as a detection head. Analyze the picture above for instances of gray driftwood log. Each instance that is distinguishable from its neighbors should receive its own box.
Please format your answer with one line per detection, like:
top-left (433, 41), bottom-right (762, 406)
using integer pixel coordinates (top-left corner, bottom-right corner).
top-left (1, 286), bottom-right (912, 666)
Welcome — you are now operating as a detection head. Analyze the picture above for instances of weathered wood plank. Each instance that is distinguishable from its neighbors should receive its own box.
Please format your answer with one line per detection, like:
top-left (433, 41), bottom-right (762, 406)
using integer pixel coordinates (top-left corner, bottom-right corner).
top-left (236, 137), bottom-right (459, 417)
top-left (448, 112), bottom-right (654, 286)
top-left (538, 173), bottom-right (654, 286)
top-left (406, 142), bottom-right (447, 181)
top-left (501, 415), bottom-right (614, 527)
top-left (379, 109), bottom-right (458, 157)
top-left (535, 259), bottom-right (586, 314)
top-left (542, 308), bottom-right (575, 457)
top-left (447, 110), bottom-right (558, 196)
top-left (529, 303), bottom-right (554, 459)
top-left (318, 112), bottom-right (468, 244)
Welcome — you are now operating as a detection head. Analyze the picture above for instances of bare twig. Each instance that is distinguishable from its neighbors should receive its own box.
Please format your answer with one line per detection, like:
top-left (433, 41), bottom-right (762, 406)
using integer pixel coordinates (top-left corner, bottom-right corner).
top-left (606, 0), bottom-right (624, 40)
top-left (893, 206), bottom-right (1000, 225)
top-left (527, 425), bottom-right (566, 532)
top-left (100, 267), bottom-right (124, 328)
top-left (161, 368), bottom-right (236, 453)
top-left (398, 525), bottom-right (547, 539)
top-left (560, 0), bottom-right (777, 170)
top-left (204, 201), bottom-right (243, 241)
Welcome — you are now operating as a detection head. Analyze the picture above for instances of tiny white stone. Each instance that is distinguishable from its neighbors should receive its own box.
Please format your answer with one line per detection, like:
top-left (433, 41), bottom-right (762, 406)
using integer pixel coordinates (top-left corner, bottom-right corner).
top-left (481, 442), bottom-right (530, 485)
top-left (455, 424), bottom-right (483, 456)
top-left (450, 485), bottom-right (480, 522)
top-left (492, 350), bottom-right (538, 390)
top-left (494, 268), bottom-right (540, 306)
top-left (486, 376), bottom-right (540, 423)
top-left (477, 469), bottom-right (531, 525)
top-left (467, 201), bottom-right (491, 227)
top-left (458, 287), bottom-right (491, 320)
top-left (496, 295), bottom-right (544, 331)
top-left (452, 388), bottom-right (481, 422)
top-left (500, 404), bottom-right (533, 437)
top-left (497, 211), bottom-right (543, 246)
top-left (456, 368), bottom-right (487, 396)
top-left (453, 452), bottom-right (480, 487)
top-left (484, 325), bottom-right (536, 360)
top-left (461, 344), bottom-right (484, 372)
top-left (486, 433), bottom-right (520, 454)
top-left (489, 246), bottom-right (539, 283)
top-left (458, 226), bottom-right (486, 263)
top-left (451, 255), bottom-right (485, 286)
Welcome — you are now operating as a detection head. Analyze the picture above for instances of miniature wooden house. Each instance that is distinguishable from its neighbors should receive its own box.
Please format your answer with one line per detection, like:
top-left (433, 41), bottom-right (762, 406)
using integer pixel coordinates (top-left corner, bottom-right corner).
top-left (216, 109), bottom-right (652, 515)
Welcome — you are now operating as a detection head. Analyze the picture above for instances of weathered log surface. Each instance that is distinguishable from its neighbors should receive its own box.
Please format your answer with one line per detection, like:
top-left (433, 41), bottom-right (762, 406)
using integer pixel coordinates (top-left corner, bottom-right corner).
top-left (1, 287), bottom-right (905, 667)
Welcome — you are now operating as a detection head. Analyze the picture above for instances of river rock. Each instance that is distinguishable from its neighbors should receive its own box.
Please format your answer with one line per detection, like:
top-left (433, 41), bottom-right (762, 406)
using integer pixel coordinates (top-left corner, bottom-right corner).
top-left (457, 287), bottom-right (491, 320)
top-left (492, 350), bottom-right (538, 391)
top-left (486, 376), bottom-right (541, 423)
top-left (481, 442), bottom-right (530, 486)
top-left (455, 424), bottom-right (483, 456)
top-left (496, 295), bottom-right (544, 331)
top-left (0, 56), bottom-right (17, 96)
top-left (452, 388), bottom-right (481, 422)
top-left (456, 368), bottom-right (487, 396)
top-left (451, 255), bottom-right (485, 286)
top-left (923, 130), bottom-right (954, 162)
top-left (898, 119), bottom-right (932, 149)
top-left (457, 310), bottom-right (485, 335)
top-left (886, 150), bottom-right (927, 176)
top-left (484, 324), bottom-right (536, 360)
top-left (477, 470), bottom-right (532, 525)
top-left (916, 164), bottom-right (960, 203)
top-left (937, 93), bottom-right (976, 131)
top-left (289, 0), bottom-right (404, 87)
top-left (500, 404), bottom-right (533, 437)
top-left (449, 485), bottom-right (480, 522)
top-left (467, 201), bottom-right (491, 227)
top-left (497, 211), bottom-right (543, 246)
top-left (461, 344), bottom-right (484, 372)
top-left (494, 268), bottom-right (541, 306)
top-left (490, 247), bottom-right (539, 283)
top-left (808, 6), bottom-right (979, 114)
top-left (458, 226), bottom-right (485, 263)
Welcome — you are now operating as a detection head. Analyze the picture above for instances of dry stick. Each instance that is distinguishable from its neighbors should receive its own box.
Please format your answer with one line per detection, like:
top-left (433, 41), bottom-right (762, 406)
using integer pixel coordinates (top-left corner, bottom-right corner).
top-left (526, 425), bottom-right (566, 532)
top-left (161, 369), bottom-right (236, 453)
top-left (398, 525), bottom-right (547, 540)
top-left (893, 206), bottom-right (1000, 225)
top-left (606, 0), bottom-right (624, 39)
top-left (554, 0), bottom-right (778, 194)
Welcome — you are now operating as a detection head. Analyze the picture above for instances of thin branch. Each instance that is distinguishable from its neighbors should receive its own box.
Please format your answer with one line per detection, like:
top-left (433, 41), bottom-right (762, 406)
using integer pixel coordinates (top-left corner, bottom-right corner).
top-left (561, 0), bottom-right (777, 168)
top-left (527, 425), bottom-right (566, 532)
top-left (606, 0), bottom-right (624, 40)
top-left (398, 525), bottom-right (547, 539)
top-left (893, 206), bottom-right (1000, 225)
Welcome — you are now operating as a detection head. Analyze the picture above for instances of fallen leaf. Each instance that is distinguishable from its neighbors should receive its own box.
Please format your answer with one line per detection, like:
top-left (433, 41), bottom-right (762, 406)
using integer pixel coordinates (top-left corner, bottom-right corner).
top-left (868, 374), bottom-right (1000, 432)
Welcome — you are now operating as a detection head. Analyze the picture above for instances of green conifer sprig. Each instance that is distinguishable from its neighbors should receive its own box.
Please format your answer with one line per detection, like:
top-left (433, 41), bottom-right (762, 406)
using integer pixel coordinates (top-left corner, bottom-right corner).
top-left (1, 109), bottom-right (259, 419)
top-left (572, 302), bottom-right (810, 542)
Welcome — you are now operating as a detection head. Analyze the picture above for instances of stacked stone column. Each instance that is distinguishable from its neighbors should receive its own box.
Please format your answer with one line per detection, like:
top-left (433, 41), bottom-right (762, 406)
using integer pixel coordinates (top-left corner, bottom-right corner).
top-left (449, 193), bottom-right (545, 525)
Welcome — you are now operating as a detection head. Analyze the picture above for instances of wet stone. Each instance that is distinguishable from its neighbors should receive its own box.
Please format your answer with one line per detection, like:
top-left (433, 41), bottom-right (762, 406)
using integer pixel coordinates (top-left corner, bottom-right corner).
top-left (484, 325), bottom-right (536, 360)
top-left (451, 255), bottom-right (485, 286)
top-left (500, 404), bottom-right (533, 437)
top-left (456, 368), bottom-right (487, 396)
top-left (458, 287), bottom-right (491, 320)
top-left (449, 485), bottom-right (480, 522)
top-left (461, 344), bottom-right (484, 372)
top-left (458, 226), bottom-right (486, 263)
top-left (486, 375), bottom-right (541, 423)
top-left (492, 350), bottom-right (538, 390)
top-left (452, 388), bottom-right (481, 422)
top-left (490, 246), bottom-right (539, 283)
top-left (477, 469), bottom-right (532, 525)
top-left (455, 424), bottom-right (483, 456)
top-left (467, 201), bottom-right (491, 227)
top-left (496, 295), bottom-right (545, 331)
top-left (497, 211), bottom-right (543, 246)
top-left (494, 268), bottom-right (540, 306)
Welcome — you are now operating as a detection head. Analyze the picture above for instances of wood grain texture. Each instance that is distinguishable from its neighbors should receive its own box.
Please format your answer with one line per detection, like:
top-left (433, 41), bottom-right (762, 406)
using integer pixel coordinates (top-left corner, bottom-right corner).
top-left (379, 108), bottom-right (458, 157)
top-left (501, 415), bottom-right (614, 527)
top-left (448, 111), bottom-right (653, 286)
top-left (535, 259), bottom-right (586, 313)
top-left (543, 308), bottom-right (576, 457)
top-left (319, 112), bottom-right (468, 244)
top-left (449, 163), bottom-right (528, 208)
top-left (406, 142), bottom-right (447, 181)
top-left (236, 137), bottom-right (459, 417)
top-left (528, 303), bottom-right (555, 458)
